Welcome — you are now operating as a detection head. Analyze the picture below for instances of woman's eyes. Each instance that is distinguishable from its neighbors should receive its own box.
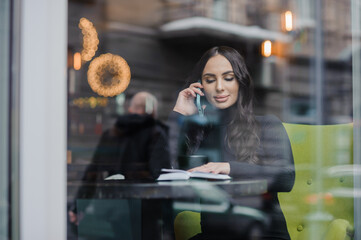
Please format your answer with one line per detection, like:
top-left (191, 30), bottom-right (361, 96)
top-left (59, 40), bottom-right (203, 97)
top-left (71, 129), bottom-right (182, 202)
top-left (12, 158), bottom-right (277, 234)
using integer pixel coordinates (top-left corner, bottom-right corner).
top-left (204, 77), bottom-right (234, 83)
top-left (205, 79), bottom-right (215, 83)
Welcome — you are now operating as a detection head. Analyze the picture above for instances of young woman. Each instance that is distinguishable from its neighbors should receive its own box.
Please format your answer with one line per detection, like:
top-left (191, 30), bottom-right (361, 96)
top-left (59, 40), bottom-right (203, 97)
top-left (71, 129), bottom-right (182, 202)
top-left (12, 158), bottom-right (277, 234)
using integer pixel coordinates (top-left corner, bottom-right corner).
top-left (173, 46), bottom-right (295, 239)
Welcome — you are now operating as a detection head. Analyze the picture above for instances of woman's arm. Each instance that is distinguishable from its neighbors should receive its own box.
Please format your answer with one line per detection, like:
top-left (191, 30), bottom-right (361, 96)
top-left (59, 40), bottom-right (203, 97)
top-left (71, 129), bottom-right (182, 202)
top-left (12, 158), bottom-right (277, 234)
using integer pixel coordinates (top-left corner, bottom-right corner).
top-left (228, 161), bottom-right (294, 193)
top-left (148, 124), bottom-right (172, 177)
top-left (188, 115), bottom-right (295, 193)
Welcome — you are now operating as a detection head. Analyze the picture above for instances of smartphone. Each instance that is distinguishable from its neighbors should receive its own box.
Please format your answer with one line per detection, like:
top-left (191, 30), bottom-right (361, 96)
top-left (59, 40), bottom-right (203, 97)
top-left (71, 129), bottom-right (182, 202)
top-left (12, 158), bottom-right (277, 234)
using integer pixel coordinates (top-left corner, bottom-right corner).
top-left (196, 80), bottom-right (204, 117)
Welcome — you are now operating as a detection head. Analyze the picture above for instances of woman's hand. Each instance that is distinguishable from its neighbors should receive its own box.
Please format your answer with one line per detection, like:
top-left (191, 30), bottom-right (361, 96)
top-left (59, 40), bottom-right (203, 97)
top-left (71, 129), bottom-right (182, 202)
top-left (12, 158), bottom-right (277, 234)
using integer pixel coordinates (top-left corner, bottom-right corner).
top-left (188, 162), bottom-right (230, 175)
top-left (173, 82), bottom-right (204, 116)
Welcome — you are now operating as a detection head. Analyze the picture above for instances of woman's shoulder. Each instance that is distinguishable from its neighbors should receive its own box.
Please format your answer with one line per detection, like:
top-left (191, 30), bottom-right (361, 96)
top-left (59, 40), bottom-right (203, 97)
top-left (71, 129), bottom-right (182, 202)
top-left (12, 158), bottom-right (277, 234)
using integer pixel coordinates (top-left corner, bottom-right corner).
top-left (255, 114), bottom-right (282, 126)
top-left (255, 114), bottom-right (288, 140)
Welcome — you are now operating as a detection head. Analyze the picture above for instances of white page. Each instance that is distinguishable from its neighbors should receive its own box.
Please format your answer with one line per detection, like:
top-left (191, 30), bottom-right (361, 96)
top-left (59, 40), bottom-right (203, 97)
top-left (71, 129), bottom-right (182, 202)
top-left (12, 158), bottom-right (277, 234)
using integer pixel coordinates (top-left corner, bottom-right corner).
top-left (156, 172), bottom-right (190, 181)
top-left (159, 169), bottom-right (231, 180)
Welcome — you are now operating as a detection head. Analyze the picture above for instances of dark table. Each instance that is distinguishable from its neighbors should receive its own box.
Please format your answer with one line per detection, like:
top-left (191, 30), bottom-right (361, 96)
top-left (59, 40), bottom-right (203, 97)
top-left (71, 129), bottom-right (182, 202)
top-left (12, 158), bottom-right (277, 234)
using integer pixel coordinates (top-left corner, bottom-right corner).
top-left (68, 178), bottom-right (267, 199)
top-left (68, 179), bottom-right (268, 240)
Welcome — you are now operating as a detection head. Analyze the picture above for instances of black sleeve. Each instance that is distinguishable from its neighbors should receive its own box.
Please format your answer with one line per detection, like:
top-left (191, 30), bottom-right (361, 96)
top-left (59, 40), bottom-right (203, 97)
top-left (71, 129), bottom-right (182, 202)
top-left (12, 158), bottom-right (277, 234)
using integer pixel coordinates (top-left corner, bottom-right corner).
top-left (70, 130), bottom-right (117, 213)
top-left (167, 111), bottom-right (185, 165)
top-left (81, 129), bottom-right (119, 181)
top-left (148, 125), bottom-right (172, 178)
top-left (229, 115), bottom-right (295, 193)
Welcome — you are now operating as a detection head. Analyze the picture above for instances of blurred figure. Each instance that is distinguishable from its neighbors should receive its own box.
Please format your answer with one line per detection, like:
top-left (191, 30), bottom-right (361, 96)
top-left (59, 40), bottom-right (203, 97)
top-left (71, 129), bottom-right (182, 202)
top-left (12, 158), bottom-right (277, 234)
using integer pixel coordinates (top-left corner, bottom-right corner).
top-left (82, 91), bottom-right (170, 181)
top-left (69, 91), bottom-right (171, 228)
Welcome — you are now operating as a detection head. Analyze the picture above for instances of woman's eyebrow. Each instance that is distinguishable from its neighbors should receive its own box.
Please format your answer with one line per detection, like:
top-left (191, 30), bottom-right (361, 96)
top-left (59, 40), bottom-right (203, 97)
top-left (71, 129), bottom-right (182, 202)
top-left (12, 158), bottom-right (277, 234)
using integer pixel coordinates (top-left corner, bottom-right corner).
top-left (222, 71), bottom-right (234, 75)
top-left (202, 73), bottom-right (216, 77)
top-left (202, 71), bottom-right (234, 77)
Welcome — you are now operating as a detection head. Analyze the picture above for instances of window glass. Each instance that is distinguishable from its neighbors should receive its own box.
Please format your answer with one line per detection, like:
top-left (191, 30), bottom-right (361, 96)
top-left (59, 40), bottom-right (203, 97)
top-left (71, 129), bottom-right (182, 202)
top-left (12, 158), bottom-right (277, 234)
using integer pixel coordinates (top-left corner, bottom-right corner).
top-left (0, 0), bottom-right (10, 238)
top-left (66, 0), bottom-right (359, 239)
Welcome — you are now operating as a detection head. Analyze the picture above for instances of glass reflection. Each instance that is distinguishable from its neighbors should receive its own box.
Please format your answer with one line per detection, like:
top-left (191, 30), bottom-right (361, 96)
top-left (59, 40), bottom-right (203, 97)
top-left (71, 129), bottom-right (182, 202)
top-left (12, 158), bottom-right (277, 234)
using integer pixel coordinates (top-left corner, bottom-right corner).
top-left (0, 0), bottom-right (10, 239)
top-left (67, 0), bottom-right (357, 239)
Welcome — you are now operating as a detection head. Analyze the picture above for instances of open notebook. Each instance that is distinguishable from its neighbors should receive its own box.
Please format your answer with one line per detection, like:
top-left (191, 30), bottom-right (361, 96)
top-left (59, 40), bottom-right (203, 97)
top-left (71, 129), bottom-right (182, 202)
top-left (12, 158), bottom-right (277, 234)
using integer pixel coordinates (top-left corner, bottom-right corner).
top-left (157, 168), bottom-right (231, 181)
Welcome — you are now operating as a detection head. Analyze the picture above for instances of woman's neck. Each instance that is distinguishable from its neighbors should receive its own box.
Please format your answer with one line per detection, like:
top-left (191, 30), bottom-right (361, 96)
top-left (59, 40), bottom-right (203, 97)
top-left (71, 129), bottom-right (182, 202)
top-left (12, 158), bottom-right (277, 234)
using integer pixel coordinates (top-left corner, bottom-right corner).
top-left (218, 104), bottom-right (237, 125)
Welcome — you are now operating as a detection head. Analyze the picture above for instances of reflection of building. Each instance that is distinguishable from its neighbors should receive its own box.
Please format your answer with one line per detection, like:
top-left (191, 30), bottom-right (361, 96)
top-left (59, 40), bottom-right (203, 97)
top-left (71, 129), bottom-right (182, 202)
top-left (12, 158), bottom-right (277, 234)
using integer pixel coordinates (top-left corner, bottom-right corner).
top-left (66, 0), bottom-right (353, 183)
top-left (287, 0), bottom-right (352, 124)
top-left (69, 0), bottom-right (353, 126)
top-left (161, 0), bottom-right (353, 124)
top-left (160, 0), bottom-right (352, 124)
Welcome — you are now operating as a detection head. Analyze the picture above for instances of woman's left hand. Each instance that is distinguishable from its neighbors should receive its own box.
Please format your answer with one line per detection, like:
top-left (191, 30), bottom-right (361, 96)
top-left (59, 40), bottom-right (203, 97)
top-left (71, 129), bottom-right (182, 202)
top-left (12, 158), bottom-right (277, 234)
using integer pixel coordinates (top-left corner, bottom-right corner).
top-left (188, 162), bottom-right (230, 175)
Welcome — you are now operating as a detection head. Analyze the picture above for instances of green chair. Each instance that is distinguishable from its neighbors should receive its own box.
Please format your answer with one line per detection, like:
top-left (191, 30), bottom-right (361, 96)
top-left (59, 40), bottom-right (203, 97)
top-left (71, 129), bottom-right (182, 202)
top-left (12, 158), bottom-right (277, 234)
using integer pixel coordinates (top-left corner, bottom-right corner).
top-left (278, 123), bottom-right (354, 240)
top-left (174, 123), bottom-right (355, 240)
top-left (174, 211), bottom-right (202, 240)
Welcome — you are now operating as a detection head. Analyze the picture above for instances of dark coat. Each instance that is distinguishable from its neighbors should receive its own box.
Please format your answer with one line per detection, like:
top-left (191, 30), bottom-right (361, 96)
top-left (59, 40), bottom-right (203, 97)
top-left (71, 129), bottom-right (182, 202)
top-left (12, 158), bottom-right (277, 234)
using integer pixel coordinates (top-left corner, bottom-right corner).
top-left (83, 114), bottom-right (172, 181)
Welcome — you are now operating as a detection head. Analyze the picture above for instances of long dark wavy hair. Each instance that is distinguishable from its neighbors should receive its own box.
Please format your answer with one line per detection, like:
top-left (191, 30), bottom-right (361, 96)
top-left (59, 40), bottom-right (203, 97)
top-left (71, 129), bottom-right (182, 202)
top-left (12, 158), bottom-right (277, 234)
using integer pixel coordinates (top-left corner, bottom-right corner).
top-left (186, 46), bottom-right (260, 164)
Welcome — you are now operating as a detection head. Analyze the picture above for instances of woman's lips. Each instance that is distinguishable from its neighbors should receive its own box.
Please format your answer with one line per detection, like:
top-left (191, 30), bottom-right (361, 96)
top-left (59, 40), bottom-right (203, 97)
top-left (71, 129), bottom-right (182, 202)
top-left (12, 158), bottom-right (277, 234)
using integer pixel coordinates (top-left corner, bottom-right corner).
top-left (214, 95), bottom-right (229, 103)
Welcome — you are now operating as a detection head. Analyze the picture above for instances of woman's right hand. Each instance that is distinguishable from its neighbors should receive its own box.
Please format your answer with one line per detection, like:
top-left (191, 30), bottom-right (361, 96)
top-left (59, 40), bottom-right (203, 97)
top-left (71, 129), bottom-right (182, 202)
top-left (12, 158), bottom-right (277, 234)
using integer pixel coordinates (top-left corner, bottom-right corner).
top-left (173, 82), bottom-right (204, 116)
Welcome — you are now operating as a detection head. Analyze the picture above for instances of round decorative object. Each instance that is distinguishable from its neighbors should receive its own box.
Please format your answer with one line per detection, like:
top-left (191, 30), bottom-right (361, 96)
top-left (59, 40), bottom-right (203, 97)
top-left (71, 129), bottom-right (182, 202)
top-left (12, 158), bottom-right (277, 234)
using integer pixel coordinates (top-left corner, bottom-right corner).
top-left (78, 18), bottom-right (99, 62)
top-left (87, 53), bottom-right (131, 97)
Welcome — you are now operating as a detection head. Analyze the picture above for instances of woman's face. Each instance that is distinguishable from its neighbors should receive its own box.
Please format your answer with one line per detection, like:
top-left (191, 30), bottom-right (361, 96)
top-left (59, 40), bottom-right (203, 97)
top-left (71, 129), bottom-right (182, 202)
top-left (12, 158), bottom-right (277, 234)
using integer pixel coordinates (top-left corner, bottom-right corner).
top-left (201, 54), bottom-right (239, 109)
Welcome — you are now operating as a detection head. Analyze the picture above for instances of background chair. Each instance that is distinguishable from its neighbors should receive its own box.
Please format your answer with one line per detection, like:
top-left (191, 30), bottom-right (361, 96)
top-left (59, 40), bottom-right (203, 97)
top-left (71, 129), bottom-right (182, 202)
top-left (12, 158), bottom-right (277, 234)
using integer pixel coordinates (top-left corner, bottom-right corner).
top-left (174, 211), bottom-right (202, 240)
top-left (279, 123), bottom-right (354, 240)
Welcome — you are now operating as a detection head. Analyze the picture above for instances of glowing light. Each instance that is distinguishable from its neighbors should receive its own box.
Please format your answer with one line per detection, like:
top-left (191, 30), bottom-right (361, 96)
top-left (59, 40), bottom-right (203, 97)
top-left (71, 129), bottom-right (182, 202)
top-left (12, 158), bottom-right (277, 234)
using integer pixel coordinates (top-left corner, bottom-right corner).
top-left (87, 53), bottom-right (131, 97)
top-left (78, 18), bottom-right (99, 62)
top-left (89, 97), bottom-right (97, 108)
top-left (284, 11), bottom-right (293, 32)
top-left (262, 40), bottom-right (272, 57)
top-left (72, 97), bottom-right (109, 108)
top-left (73, 52), bottom-right (82, 70)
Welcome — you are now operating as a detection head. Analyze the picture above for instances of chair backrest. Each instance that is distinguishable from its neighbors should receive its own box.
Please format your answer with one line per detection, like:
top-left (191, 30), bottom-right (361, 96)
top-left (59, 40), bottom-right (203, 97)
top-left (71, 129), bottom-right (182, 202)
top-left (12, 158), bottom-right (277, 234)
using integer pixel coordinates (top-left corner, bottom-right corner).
top-left (279, 123), bottom-right (354, 240)
top-left (174, 210), bottom-right (202, 240)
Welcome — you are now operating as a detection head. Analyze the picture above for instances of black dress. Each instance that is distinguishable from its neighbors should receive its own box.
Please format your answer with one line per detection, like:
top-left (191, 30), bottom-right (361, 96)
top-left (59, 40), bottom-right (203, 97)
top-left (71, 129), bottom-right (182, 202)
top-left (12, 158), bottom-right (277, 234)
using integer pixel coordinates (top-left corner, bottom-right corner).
top-left (173, 110), bottom-right (295, 240)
